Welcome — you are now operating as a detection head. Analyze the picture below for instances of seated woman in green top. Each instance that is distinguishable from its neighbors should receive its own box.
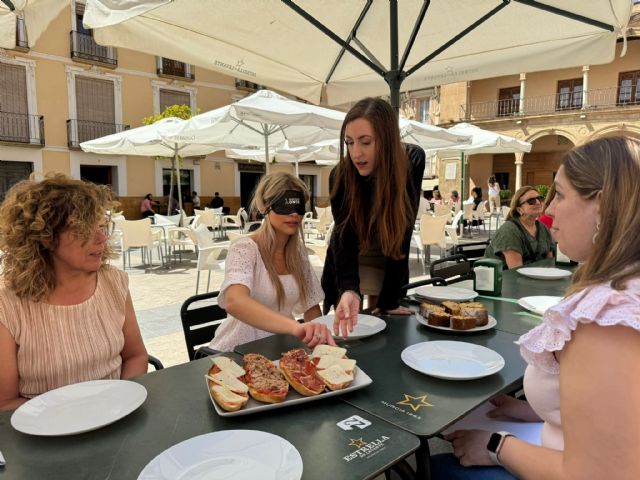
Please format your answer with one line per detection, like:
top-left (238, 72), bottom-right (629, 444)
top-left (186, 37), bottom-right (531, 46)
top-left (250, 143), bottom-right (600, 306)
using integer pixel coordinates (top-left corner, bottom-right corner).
top-left (484, 185), bottom-right (555, 269)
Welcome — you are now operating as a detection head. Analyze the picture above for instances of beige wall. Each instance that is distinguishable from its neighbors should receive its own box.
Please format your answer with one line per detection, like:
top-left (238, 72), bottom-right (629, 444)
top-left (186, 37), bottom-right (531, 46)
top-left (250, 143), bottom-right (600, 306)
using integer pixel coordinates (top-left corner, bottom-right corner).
top-left (42, 151), bottom-right (70, 174)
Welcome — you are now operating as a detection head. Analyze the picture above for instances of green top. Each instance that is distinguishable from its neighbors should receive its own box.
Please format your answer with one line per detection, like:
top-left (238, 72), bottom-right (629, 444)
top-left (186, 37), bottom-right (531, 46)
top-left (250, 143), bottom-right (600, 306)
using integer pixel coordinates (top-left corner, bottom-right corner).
top-left (484, 218), bottom-right (555, 265)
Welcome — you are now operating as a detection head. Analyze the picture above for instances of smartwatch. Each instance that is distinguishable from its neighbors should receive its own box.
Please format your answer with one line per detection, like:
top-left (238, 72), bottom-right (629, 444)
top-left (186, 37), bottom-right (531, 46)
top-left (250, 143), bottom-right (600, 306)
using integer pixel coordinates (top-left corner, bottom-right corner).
top-left (486, 431), bottom-right (513, 466)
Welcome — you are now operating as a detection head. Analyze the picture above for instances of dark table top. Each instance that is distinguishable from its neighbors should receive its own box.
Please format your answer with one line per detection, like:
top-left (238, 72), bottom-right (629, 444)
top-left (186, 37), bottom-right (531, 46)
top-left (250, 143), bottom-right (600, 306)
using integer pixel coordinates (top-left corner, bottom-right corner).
top-left (235, 316), bottom-right (526, 439)
top-left (0, 355), bottom-right (419, 480)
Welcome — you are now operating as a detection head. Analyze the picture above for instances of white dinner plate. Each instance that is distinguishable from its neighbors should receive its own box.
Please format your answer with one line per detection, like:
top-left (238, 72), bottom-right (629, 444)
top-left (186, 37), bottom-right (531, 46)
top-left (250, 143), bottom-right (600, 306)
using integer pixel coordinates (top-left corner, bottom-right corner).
top-left (11, 380), bottom-right (147, 436)
top-left (416, 313), bottom-right (497, 334)
top-left (138, 430), bottom-right (303, 480)
top-left (401, 341), bottom-right (505, 380)
top-left (517, 267), bottom-right (572, 280)
top-left (518, 296), bottom-right (563, 316)
top-left (311, 314), bottom-right (386, 340)
top-left (414, 286), bottom-right (479, 303)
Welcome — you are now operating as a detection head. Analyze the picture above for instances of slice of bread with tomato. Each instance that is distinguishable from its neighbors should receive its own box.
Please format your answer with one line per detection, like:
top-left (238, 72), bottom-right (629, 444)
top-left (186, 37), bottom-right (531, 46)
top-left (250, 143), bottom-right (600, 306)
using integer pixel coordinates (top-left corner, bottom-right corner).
top-left (206, 356), bottom-right (249, 412)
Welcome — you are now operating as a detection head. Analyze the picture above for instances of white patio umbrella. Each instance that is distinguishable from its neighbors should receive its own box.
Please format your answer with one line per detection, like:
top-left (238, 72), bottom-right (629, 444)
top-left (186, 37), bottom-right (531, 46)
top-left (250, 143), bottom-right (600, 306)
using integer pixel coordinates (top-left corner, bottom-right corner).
top-left (426, 122), bottom-right (532, 198)
top-left (160, 90), bottom-right (345, 174)
top-left (83, 0), bottom-right (632, 108)
top-left (80, 117), bottom-right (219, 216)
top-left (0, 0), bottom-right (68, 48)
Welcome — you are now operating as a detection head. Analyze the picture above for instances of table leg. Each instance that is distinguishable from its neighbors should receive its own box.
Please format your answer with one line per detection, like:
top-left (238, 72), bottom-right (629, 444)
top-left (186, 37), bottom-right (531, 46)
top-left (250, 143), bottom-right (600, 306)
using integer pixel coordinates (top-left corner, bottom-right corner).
top-left (415, 437), bottom-right (432, 480)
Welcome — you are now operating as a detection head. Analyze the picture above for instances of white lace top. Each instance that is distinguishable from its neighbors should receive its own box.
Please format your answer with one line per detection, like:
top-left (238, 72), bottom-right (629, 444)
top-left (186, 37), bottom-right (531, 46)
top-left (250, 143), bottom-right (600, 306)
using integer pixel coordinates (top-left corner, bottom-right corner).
top-left (519, 277), bottom-right (640, 449)
top-left (209, 236), bottom-right (324, 352)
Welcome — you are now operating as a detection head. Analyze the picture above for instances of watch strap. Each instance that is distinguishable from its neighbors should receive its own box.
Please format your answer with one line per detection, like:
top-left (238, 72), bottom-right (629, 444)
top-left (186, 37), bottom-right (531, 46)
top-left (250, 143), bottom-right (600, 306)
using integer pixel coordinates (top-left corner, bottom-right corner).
top-left (487, 431), bottom-right (513, 466)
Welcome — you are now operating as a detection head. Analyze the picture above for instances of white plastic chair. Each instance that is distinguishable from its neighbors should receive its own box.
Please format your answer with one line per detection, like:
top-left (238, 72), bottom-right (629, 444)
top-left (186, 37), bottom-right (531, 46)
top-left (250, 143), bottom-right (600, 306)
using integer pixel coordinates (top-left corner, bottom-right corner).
top-left (222, 208), bottom-right (243, 232)
top-left (238, 208), bottom-right (262, 233)
top-left (304, 207), bottom-right (332, 239)
top-left (418, 214), bottom-right (449, 267)
top-left (306, 222), bottom-right (334, 262)
top-left (445, 210), bottom-right (465, 254)
top-left (433, 203), bottom-right (452, 218)
top-left (473, 201), bottom-right (488, 233)
top-left (116, 218), bottom-right (164, 269)
top-left (195, 245), bottom-right (227, 294)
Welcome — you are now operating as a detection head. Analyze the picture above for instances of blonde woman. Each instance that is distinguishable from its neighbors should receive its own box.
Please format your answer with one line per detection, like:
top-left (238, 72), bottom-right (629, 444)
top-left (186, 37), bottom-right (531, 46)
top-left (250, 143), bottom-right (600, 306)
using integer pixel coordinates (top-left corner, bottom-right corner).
top-left (0, 174), bottom-right (148, 411)
top-left (209, 172), bottom-right (334, 352)
top-left (434, 136), bottom-right (640, 479)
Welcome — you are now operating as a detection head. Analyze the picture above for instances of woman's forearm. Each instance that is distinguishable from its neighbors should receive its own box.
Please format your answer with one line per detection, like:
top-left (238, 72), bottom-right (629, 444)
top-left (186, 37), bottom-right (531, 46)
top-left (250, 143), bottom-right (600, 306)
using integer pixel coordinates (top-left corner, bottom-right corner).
top-left (120, 353), bottom-right (149, 378)
top-left (0, 396), bottom-right (27, 411)
top-left (226, 288), bottom-right (300, 336)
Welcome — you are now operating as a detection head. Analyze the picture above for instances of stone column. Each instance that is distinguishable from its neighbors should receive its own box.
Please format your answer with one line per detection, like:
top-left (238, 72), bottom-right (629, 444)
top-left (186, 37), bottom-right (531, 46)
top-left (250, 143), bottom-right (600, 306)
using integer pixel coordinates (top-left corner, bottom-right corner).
top-left (582, 65), bottom-right (590, 108)
top-left (515, 152), bottom-right (524, 191)
top-left (519, 73), bottom-right (526, 115)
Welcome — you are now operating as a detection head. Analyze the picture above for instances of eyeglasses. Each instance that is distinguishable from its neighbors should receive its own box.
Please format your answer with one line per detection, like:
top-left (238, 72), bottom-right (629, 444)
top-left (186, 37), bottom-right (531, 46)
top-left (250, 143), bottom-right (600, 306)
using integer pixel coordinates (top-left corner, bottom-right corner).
top-left (519, 195), bottom-right (544, 206)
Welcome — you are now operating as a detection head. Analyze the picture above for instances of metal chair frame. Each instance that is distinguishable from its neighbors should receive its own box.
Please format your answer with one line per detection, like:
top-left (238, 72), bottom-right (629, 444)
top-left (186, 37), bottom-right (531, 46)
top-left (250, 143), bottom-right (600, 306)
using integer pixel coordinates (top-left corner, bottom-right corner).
top-left (180, 291), bottom-right (226, 361)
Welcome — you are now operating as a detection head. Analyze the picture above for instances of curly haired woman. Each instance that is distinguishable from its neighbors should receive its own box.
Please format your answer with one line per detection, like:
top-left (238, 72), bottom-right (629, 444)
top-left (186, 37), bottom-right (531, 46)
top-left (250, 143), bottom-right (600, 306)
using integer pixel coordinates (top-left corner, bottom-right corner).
top-left (0, 174), bottom-right (148, 410)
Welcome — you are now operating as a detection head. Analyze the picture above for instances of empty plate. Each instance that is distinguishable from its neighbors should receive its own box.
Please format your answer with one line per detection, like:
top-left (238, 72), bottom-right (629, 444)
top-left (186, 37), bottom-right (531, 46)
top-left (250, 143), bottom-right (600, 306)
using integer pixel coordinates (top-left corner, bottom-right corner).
top-left (138, 430), bottom-right (303, 480)
top-left (414, 286), bottom-right (478, 302)
top-left (312, 314), bottom-right (386, 340)
top-left (518, 296), bottom-right (563, 316)
top-left (11, 380), bottom-right (147, 436)
top-left (401, 341), bottom-right (505, 380)
top-left (517, 267), bottom-right (572, 280)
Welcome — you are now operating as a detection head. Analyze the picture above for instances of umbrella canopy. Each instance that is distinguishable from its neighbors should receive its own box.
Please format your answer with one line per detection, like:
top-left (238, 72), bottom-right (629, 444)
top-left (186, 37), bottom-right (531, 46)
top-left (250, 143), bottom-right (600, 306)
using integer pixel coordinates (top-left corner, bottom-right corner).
top-left (159, 89), bottom-right (345, 173)
top-left (429, 123), bottom-right (532, 156)
top-left (0, 0), bottom-right (68, 48)
top-left (80, 117), bottom-right (217, 215)
top-left (83, 0), bottom-right (632, 108)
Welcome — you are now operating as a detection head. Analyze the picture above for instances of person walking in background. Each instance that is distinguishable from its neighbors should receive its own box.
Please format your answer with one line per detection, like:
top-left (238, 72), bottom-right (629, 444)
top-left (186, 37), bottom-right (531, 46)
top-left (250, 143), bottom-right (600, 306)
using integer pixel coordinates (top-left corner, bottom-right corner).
top-left (140, 193), bottom-right (157, 219)
top-left (209, 172), bottom-right (334, 352)
top-left (488, 174), bottom-right (501, 212)
top-left (484, 185), bottom-right (555, 269)
top-left (191, 191), bottom-right (200, 209)
top-left (0, 174), bottom-right (148, 410)
top-left (321, 97), bottom-right (425, 336)
top-left (432, 136), bottom-right (640, 480)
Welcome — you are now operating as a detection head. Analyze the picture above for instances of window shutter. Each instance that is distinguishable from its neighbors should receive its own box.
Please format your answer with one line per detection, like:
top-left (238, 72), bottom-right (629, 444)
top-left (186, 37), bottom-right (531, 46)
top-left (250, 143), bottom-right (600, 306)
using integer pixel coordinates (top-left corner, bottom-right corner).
top-left (0, 63), bottom-right (28, 114)
top-left (75, 76), bottom-right (115, 123)
top-left (159, 88), bottom-right (190, 111)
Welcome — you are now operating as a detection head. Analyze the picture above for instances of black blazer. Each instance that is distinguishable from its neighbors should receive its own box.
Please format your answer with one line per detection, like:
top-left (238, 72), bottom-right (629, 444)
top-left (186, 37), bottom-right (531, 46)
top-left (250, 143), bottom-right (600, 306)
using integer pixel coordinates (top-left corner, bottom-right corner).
top-left (321, 143), bottom-right (426, 313)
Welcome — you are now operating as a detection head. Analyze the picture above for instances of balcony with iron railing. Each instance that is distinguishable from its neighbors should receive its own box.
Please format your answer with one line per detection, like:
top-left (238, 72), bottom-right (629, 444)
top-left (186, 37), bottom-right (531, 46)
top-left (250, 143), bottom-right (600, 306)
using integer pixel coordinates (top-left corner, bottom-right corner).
top-left (157, 58), bottom-right (195, 81)
top-left (67, 119), bottom-right (128, 149)
top-left (462, 85), bottom-right (640, 121)
top-left (70, 30), bottom-right (117, 67)
top-left (235, 79), bottom-right (264, 92)
top-left (0, 112), bottom-right (45, 146)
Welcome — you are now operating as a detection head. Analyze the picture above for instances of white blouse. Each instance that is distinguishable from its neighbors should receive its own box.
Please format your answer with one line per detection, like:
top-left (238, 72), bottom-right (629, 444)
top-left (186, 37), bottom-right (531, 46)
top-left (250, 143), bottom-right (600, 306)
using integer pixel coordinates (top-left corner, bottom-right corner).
top-left (209, 236), bottom-right (324, 352)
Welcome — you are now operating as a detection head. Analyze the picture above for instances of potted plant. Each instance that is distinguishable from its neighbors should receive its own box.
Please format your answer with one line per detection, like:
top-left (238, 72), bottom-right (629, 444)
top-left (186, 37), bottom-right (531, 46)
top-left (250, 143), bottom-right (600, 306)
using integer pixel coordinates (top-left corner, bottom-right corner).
top-left (536, 184), bottom-right (550, 199)
top-left (499, 189), bottom-right (512, 206)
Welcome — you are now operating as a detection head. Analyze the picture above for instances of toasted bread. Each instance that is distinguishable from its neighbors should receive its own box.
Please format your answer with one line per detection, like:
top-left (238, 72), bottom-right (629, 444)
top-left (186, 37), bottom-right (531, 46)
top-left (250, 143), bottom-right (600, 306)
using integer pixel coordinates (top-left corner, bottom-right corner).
top-left (317, 364), bottom-right (354, 391)
top-left (451, 315), bottom-right (476, 330)
top-left (243, 353), bottom-right (289, 403)
top-left (428, 311), bottom-right (451, 327)
top-left (311, 344), bottom-right (347, 358)
top-left (460, 305), bottom-right (489, 326)
top-left (279, 349), bottom-right (325, 396)
top-left (206, 370), bottom-right (249, 394)
top-left (210, 383), bottom-right (249, 412)
top-left (419, 303), bottom-right (445, 318)
top-left (442, 301), bottom-right (461, 315)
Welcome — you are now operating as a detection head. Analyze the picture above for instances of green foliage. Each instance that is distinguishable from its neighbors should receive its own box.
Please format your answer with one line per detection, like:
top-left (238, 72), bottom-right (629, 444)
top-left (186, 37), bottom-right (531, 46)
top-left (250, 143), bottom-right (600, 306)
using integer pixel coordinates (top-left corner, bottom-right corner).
top-left (536, 184), bottom-right (550, 199)
top-left (142, 104), bottom-right (196, 125)
top-left (499, 189), bottom-right (511, 201)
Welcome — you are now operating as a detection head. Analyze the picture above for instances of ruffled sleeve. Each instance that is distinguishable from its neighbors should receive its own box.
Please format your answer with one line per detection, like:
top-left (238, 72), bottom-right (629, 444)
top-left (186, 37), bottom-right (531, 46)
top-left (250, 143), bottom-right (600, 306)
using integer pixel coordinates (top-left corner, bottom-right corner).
top-left (518, 278), bottom-right (640, 374)
top-left (293, 247), bottom-right (324, 315)
top-left (217, 237), bottom-right (258, 309)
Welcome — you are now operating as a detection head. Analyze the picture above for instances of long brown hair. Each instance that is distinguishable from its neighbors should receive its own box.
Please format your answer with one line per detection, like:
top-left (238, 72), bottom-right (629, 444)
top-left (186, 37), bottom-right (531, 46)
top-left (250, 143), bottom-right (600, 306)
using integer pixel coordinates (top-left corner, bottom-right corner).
top-left (250, 172), bottom-right (310, 308)
top-left (563, 136), bottom-right (640, 295)
top-left (331, 97), bottom-right (413, 260)
top-left (0, 173), bottom-right (117, 301)
top-left (506, 185), bottom-right (537, 220)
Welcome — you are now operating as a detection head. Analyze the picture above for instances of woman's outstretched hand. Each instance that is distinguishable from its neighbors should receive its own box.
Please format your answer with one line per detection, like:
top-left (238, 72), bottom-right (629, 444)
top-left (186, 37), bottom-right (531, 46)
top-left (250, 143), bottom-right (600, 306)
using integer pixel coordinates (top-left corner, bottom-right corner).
top-left (295, 322), bottom-right (336, 348)
top-left (334, 291), bottom-right (360, 337)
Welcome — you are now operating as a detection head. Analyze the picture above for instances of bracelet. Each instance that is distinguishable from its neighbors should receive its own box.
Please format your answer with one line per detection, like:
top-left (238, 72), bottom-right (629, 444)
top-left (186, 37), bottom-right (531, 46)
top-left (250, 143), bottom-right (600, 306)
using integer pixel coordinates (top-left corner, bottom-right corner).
top-left (342, 290), bottom-right (361, 301)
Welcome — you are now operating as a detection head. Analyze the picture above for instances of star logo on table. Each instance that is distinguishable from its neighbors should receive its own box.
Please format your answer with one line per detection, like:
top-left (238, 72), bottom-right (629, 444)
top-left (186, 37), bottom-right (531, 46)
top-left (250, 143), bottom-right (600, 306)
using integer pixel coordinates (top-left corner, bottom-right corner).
top-left (397, 393), bottom-right (433, 412)
top-left (348, 438), bottom-right (367, 449)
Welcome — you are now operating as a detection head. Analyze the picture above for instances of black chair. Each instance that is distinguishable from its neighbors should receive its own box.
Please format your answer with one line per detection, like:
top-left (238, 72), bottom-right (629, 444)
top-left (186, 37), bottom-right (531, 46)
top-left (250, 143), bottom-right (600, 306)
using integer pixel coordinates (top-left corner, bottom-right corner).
top-left (454, 240), bottom-right (489, 267)
top-left (148, 355), bottom-right (164, 370)
top-left (180, 290), bottom-right (226, 361)
top-left (429, 254), bottom-right (473, 284)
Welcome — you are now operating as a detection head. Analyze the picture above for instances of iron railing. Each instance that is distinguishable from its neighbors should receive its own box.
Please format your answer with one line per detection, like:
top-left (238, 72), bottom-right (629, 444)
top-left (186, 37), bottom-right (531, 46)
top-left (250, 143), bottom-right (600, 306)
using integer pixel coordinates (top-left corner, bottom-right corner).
top-left (157, 58), bottom-right (195, 80)
top-left (70, 30), bottom-right (117, 67)
top-left (235, 79), bottom-right (263, 92)
top-left (462, 85), bottom-right (640, 121)
top-left (0, 112), bottom-right (44, 145)
top-left (67, 119), bottom-right (128, 148)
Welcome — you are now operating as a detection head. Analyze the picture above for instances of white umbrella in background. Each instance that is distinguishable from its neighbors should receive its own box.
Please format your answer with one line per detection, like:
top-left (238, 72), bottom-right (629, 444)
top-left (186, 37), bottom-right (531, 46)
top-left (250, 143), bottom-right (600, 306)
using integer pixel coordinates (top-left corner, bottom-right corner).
top-left (160, 90), bottom-right (345, 174)
top-left (426, 122), bottom-right (532, 198)
top-left (0, 0), bottom-right (68, 48)
top-left (80, 117), bottom-right (219, 216)
top-left (84, 0), bottom-right (632, 108)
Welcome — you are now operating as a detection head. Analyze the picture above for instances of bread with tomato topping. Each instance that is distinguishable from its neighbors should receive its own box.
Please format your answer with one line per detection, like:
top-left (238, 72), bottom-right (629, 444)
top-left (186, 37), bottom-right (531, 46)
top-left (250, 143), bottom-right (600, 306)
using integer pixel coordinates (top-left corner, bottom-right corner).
top-left (279, 348), bottom-right (325, 396)
top-left (243, 353), bottom-right (289, 403)
top-left (206, 357), bottom-right (249, 411)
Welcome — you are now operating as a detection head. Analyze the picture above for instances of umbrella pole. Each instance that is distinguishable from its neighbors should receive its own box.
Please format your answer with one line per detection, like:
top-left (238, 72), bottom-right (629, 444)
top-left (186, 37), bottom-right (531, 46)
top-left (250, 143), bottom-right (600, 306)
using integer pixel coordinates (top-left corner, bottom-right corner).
top-left (175, 147), bottom-right (184, 220)
top-left (460, 152), bottom-right (465, 201)
top-left (264, 132), bottom-right (270, 175)
top-left (295, 160), bottom-right (299, 177)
